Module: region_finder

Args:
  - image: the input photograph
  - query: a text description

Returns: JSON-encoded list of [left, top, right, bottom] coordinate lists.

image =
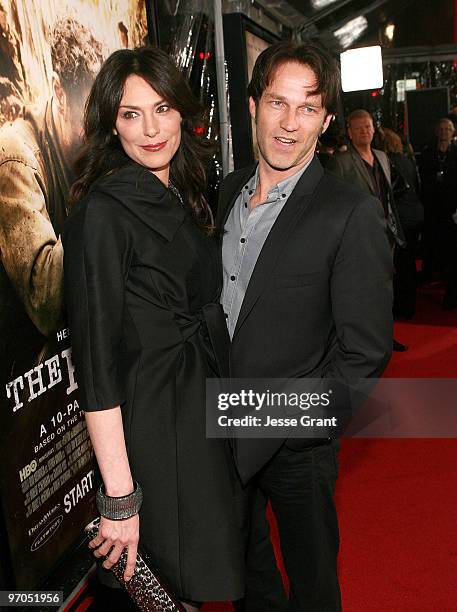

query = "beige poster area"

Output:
[[0, 0, 148, 386], [0, 0, 148, 590]]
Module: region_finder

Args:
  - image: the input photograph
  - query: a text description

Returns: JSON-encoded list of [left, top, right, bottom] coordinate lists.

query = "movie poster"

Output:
[[0, 0, 148, 589]]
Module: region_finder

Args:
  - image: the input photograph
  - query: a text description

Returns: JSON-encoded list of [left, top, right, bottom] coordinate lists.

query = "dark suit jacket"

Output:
[[326, 145, 405, 246], [217, 157, 393, 483], [326, 145, 391, 194]]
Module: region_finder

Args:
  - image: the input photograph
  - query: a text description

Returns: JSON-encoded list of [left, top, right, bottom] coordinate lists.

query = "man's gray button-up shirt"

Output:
[[221, 162, 310, 338]]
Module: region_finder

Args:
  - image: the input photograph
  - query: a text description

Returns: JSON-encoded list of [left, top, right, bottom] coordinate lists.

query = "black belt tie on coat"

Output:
[[174, 302, 230, 378]]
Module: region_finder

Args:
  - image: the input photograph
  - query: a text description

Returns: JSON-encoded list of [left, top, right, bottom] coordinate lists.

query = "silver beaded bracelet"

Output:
[[96, 481, 143, 520]]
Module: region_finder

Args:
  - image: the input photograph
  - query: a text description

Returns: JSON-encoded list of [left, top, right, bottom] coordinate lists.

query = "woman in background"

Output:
[[374, 127, 423, 319], [418, 118, 457, 309], [63, 47, 244, 610]]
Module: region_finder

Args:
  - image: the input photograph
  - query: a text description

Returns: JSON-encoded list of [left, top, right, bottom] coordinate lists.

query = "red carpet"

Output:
[[203, 283, 457, 611], [337, 438, 457, 610], [384, 282, 457, 378]]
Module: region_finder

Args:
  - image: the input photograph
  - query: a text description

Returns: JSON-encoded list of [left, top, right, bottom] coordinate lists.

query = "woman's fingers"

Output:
[[93, 538, 114, 558], [124, 541, 138, 582], [102, 542, 124, 569], [88, 533, 104, 549], [88, 514, 139, 580]]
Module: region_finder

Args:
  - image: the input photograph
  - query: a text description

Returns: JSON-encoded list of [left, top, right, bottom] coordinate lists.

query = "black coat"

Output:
[[388, 152, 423, 231], [217, 157, 393, 483], [419, 142, 457, 219], [63, 163, 244, 601]]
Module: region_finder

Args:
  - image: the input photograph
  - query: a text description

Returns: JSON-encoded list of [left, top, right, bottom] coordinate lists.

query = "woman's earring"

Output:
[[113, 128, 118, 136]]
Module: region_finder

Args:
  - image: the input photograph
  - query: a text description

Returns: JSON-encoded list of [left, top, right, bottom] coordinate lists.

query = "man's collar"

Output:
[[252, 159, 313, 204], [351, 142, 371, 157]]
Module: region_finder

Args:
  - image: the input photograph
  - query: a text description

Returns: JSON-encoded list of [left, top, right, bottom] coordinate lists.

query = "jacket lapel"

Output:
[[372, 149, 392, 186], [216, 165, 256, 229], [92, 164, 186, 242], [372, 149, 405, 245], [350, 145, 375, 195], [233, 157, 324, 339]]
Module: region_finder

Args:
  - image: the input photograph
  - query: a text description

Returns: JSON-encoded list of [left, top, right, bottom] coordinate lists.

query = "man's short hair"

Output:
[[436, 117, 454, 128], [347, 109, 373, 127], [50, 18, 104, 94], [446, 113, 457, 128], [247, 41, 340, 115]]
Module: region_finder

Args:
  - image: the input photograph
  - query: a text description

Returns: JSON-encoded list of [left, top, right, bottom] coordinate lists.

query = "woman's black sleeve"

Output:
[[63, 197, 131, 412]]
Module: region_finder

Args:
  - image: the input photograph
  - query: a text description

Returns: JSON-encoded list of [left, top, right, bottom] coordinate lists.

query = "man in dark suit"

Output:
[[326, 109, 408, 351], [217, 43, 393, 611], [326, 109, 404, 249]]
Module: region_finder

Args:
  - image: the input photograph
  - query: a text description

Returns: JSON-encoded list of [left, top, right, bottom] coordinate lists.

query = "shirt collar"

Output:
[[241, 160, 312, 206]]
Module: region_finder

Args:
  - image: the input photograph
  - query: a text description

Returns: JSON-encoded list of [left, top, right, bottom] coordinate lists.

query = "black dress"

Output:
[[389, 152, 424, 318], [62, 163, 245, 601], [419, 142, 457, 304]]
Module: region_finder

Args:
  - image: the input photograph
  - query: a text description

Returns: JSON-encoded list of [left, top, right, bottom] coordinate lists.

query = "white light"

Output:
[[311, 0, 340, 8], [396, 79, 416, 102], [340, 46, 384, 92], [385, 23, 395, 42], [334, 15, 368, 49]]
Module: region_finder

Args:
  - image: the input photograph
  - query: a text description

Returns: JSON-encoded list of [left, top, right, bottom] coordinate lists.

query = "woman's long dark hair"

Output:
[[70, 46, 214, 229]]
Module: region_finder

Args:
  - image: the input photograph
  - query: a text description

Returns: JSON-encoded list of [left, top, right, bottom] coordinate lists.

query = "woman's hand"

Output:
[[83, 409, 139, 581], [89, 514, 140, 581]]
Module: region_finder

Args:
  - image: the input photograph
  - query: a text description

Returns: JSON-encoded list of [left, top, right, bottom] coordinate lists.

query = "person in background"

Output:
[[374, 127, 424, 319], [316, 132, 336, 166], [447, 108, 457, 142], [0, 18, 103, 383], [317, 122, 349, 167], [327, 109, 408, 351], [418, 117, 457, 309], [63, 47, 245, 611]]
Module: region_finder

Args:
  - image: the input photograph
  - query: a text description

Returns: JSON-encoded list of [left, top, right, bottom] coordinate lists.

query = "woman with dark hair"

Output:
[[63, 47, 244, 610], [374, 127, 424, 318]]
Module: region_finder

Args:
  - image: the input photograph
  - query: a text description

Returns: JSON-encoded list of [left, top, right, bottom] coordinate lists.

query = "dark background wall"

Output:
[[394, 0, 454, 46]]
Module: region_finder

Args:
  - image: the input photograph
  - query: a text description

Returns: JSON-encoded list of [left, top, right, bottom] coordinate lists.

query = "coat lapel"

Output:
[[92, 164, 186, 242], [215, 165, 256, 276], [350, 146, 375, 195], [216, 165, 256, 229], [372, 149, 392, 186], [233, 157, 324, 339], [372, 149, 405, 245]]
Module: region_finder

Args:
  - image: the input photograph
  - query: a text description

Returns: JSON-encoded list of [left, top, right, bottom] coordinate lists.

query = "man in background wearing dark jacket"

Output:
[[327, 109, 407, 351]]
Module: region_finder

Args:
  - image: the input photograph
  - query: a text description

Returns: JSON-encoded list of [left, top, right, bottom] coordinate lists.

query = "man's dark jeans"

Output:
[[235, 439, 341, 612]]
